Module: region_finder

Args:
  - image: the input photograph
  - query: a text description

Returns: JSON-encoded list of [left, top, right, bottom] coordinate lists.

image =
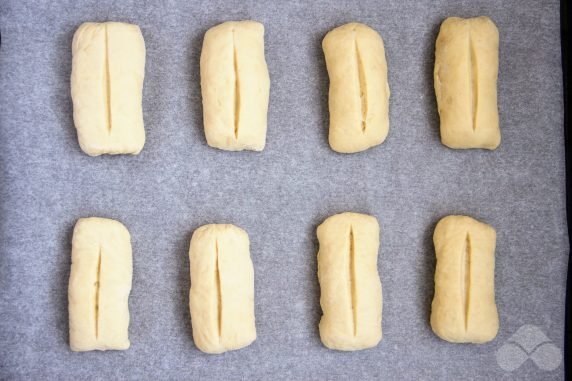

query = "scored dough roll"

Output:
[[200, 21, 270, 151], [431, 215, 499, 343], [434, 17, 500, 149], [323, 23, 390, 153], [317, 212, 382, 350], [189, 224, 256, 353], [71, 22, 146, 156], [68, 217, 133, 351]]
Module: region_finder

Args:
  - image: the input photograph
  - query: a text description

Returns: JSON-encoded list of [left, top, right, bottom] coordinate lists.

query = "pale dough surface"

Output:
[[323, 23, 390, 153], [434, 16, 500, 150], [317, 212, 382, 351], [68, 217, 133, 351], [431, 215, 499, 343], [200, 21, 270, 151], [71, 22, 146, 156], [189, 224, 256, 354]]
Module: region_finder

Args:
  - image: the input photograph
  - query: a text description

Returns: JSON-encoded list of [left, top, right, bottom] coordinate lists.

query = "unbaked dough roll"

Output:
[[323, 23, 390, 153], [434, 17, 500, 149], [189, 224, 256, 353], [71, 22, 146, 156], [68, 217, 133, 351], [200, 21, 270, 151], [317, 212, 382, 350], [431, 215, 499, 343]]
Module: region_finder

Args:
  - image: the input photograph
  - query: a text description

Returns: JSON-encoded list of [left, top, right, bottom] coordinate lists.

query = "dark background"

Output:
[[560, 0, 571, 378]]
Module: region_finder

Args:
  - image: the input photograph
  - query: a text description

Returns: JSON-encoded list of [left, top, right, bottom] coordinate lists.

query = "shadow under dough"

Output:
[[187, 28, 208, 146], [422, 22, 442, 144], [54, 222, 75, 346], [314, 29, 330, 148], [52, 24, 81, 154], [418, 216, 442, 332]]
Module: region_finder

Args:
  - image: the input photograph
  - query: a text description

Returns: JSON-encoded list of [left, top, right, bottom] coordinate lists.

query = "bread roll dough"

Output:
[[323, 23, 390, 153], [200, 21, 270, 151], [317, 212, 382, 350], [431, 215, 499, 343], [68, 217, 132, 351], [189, 224, 256, 353], [434, 17, 500, 149], [71, 22, 146, 156]]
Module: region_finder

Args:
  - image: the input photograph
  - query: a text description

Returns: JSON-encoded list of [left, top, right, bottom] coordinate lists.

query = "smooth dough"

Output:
[[431, 215, 499, 343], [317, 212, 382, 350], [323, 23, 390, 153], [71, 22, 146, 156], [189, 224, 256, 353], [200, 21, 270, 151], [68, 217, 133, 351], [434, 17, 500, 149]]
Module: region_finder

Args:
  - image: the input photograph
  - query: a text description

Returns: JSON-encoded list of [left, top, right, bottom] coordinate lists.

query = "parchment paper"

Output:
[[0, 0, 568, 379]]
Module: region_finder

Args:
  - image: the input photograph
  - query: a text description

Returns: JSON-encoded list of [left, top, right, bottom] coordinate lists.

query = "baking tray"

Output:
[[0, 0, 568, 379]]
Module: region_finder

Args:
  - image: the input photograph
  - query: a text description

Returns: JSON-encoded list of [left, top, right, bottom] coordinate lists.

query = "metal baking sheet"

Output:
[[0, 0, 567, 379]]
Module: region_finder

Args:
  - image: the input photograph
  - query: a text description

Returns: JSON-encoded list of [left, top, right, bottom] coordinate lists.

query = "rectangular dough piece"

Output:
[[200, 21, 270, 151], [71, 22, 146, 156], [68, 217, 133, 351], [317, 212, 382, 350], [434, 17, 500, 150], [323, 23, 390, 153], [431, 215, 499, 343], [189, 224, 256, 353]]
